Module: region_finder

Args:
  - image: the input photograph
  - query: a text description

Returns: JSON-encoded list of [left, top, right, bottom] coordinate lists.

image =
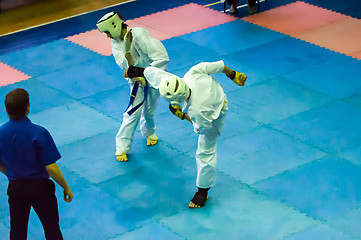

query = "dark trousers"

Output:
[[248, 0, 256, 6], [7, 179, 63, 240]]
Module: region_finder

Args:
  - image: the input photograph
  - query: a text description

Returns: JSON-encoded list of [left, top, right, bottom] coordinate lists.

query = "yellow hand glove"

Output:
[[135, 77, 146, 86], [169, 104, 185, 120], [228, 70, 247, 86], [175, 110, 185, 119]]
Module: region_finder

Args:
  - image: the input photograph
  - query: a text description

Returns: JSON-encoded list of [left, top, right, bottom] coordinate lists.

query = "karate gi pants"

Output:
[[196, 98, 228, 188], [115, 83, 160, 155]]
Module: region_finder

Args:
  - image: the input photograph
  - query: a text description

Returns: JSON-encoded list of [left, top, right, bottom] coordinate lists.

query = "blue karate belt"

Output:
[[126, 82, 148, 116]]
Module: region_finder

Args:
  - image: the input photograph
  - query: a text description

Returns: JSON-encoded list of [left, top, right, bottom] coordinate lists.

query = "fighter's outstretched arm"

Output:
[[191, 61, 247, 86], [223, 65, 247, 86]]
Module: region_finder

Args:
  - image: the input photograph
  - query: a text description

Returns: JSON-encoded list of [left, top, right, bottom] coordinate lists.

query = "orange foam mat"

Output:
[[351, 50, 361, 60], [243, 1, 361, 60], [130, 3, 237, 37], [66, 29, 112, 56], [0, 62, 30, 87], [126, 20, 171, 41], [65, 23, 171, 56], [243, 1, 347, 35], [295, 18, 361, 59], [66, 3, 236, 56]]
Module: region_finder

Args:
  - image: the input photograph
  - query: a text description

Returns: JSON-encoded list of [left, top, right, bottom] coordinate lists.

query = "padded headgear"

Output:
[[159, 76, 190, 106], [96, 12, 124, 39]]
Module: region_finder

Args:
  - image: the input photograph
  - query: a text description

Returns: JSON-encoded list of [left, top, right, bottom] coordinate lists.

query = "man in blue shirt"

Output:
[[0, 88, 73, 240]]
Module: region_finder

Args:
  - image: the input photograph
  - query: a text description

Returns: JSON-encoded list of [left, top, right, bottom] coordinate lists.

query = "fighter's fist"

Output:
[[232, 71, 247, 86], [169, 104, 185, 120], [135, 77, 146, 86], [228, 70, 246, 86]]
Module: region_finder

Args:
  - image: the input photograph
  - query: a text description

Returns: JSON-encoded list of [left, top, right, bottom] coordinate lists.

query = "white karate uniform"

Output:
[[112, 27, 169, 155], [144, 60, 228, 188]]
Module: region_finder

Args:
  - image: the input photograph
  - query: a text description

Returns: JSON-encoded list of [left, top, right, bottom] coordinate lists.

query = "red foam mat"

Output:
[[130, 3, 237, 38], [65, 3, 237, 56], [243, 1, 361, 60], [0, 62, 31, 87]]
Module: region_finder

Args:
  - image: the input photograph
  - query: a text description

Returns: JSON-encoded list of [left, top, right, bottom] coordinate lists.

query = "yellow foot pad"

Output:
[[146, 134, 158, 146], [116, 153, 128, 162], [188, 195, 209, 208]]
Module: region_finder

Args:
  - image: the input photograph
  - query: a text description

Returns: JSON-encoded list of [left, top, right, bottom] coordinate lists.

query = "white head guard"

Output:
[[159, 76, 190, 106], [96, 12, 124, 39]]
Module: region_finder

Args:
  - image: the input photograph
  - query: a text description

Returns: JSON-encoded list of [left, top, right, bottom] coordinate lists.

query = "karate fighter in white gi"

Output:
[[97, 12, 169, 162], [125, 60, 247, 208]]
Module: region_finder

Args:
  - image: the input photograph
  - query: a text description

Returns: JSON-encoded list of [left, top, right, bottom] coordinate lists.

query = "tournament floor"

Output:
[[1, 0, 361, 239]]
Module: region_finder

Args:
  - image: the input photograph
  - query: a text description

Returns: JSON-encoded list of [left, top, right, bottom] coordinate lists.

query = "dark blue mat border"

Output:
[[0, 0, 360, 55], [0, 0, 197, 55]]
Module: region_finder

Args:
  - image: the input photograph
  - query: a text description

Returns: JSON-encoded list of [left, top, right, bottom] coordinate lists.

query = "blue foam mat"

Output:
[[116, 221, 184, 240], [28, 102, 120, 147], [217, 126, 327, 184], [227, 76, 335, 124], [327, 207, 361, 240], [179, 19, 285, 55], [306, 0, 361, 18], [220, 108, 260, 138], [81, 86, 131, 121], [20, 186, 148, 240], [58, 186, 149, 240], [253, 156, 361, 221], [58, 129, 123, 184], [221, 55, 278, 88], [271, 101, 361, 153], [0, 39, 101, 77], [1, 0, 361, 239], [0, 174, 8, 223], [36, 56, 125, 99], [283, 224, 355, 240], [284, 55, 361, 99], [0, 78, 75, 123], [154, 112, 198, 155], [98, 139, 198, 219], [19, 162, 151, 239], [343, 90, 361, 110], [0, 0, 201, 55], [162, 37, 221, 72], [0, 220, 8, 240], [339, 144, 361, 166], [228, 36, 343, 76], [160, 171, 317, 240]]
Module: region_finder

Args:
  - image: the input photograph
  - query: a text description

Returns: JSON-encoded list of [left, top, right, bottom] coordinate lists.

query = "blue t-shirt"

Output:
[[0, 118, 61, 180]]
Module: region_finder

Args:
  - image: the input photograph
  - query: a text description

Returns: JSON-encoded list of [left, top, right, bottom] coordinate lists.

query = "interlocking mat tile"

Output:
[[244, 1, 361, 59], [66, 29, 112, 56], [243, 1, 348, 35], [130, 3, 237, 38], [296, 17, 361, 59], [253, 156, 361, 221], [65, 3, 237, 56], [0, 62, 30, 87]]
